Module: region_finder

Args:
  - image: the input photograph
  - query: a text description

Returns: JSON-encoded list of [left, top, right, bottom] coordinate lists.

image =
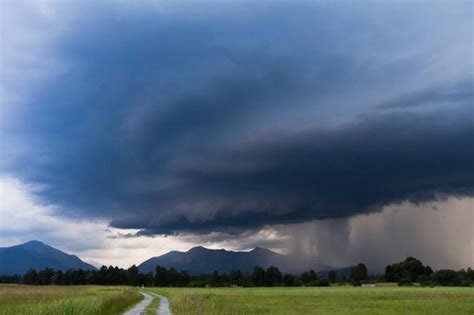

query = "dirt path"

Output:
[[123, 291, 153, 315], [148, 292, 173, 315]]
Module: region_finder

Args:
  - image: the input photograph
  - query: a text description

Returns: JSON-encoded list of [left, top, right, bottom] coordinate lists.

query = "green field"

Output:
[[146, 286, 474, 315], [0, 285, 142, 315], [1, 285, 473, 314]]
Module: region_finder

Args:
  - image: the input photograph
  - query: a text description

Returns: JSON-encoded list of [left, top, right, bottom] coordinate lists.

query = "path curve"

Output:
[[123, 291, 153, 315], [148, 292, 173, 315]]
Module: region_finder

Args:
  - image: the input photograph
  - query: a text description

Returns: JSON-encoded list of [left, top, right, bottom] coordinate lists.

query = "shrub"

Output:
[[397, 278, 412, 286], [416, 274, 430, 286], [432, 269, 461, 286], [315, 278, 330, 287], [459, 276, 473, 287]]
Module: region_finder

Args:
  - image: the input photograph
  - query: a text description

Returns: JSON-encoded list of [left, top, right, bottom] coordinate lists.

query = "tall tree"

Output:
[[265, 266, 282, 286], [351, 263, 368, 284], [385, 265, 394, 282], [301, 269, 317, 285], [385, 257, 432, 282], [23, 269, 38, 285], [230, 270, 244, 286], [127, 265, 139, 286], [252, 266, 266, 286], [154, 265, 168, 286], [328, 270, 336, 284]]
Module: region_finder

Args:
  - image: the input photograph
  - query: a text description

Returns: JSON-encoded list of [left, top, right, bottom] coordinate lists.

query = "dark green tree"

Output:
[[328, 270, 336, 284], [282, 274, 296, 286], [385, 265, 394, 282], [178, 270, 190, 287], [168, 267, 179, 286], [127, 265, 139, 286], [38, 268, 54, 285], [230, 270, 244, 286], [350, 263, 368, 285], [252, 266, 266, 286], [385, 257, 432, 283], [23, 269, 38, 285], [154, 266, 168, 286], [432, 269, 462, 286], [301, 269, 317, 285], [265, 266, 282, 286]]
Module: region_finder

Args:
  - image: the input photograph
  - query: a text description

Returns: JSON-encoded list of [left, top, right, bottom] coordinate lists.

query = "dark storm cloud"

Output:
[[2, 1, 473, 235], [111, 104, 474, 234]]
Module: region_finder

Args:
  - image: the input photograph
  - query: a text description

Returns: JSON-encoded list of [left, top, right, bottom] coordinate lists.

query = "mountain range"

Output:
[[0, 240, 337, 276], [0, 240, 97, 275], [138, 246, 331, 275]]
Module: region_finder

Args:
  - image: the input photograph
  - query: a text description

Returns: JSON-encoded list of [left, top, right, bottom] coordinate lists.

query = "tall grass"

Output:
[[148, 286, 474, 315], [0, 285, 142, 315]]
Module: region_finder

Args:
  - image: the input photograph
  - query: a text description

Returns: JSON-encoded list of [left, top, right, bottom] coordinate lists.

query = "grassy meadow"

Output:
[[0, 285, 142, 315], [1, 284, 473, 314], [146, 286, 474, 315]]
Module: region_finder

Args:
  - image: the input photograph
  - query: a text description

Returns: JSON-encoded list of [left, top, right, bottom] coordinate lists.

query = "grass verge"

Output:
[[0, 284, 142, 315]]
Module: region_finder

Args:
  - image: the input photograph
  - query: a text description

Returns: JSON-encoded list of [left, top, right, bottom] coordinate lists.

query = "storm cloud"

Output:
[[1, 1, 473, 239], [134, 106, 473, 234]]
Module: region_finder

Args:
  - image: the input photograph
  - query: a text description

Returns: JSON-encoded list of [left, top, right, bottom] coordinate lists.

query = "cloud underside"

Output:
[[110, 109, 474, 235], [1, 1, 473, 236], [14, 100, 474, 236]]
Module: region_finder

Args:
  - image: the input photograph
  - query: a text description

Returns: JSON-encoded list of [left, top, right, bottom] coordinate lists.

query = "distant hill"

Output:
[[138, 246, 332, 275], [0, 240, 97, 275]]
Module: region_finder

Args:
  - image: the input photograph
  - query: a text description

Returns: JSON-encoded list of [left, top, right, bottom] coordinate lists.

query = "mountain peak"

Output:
[[251, 247, 273, 254], [187, 246, 230, 254], [22, 240, 46, 247], [17, 240, 50, 251], [188, 246, 207, 253], [0, 241, 97, 275]]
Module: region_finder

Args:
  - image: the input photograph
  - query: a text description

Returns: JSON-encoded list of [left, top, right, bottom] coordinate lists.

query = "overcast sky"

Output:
[[0, 0, 473, 271]]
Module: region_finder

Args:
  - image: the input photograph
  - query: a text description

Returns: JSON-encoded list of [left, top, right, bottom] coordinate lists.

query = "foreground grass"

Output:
[[147, 286, 474, 315], [0, 284, 142, 315]]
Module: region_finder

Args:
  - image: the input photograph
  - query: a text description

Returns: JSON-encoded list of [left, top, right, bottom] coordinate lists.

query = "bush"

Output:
[[459, 276, 473, 287], [293, 278, 303, 287], [397, 278, 412, 286], [416, 274, 430, 285], [315, 278, 330, 287], [432, 269, 461, 286], [420, 280, 434, 287]]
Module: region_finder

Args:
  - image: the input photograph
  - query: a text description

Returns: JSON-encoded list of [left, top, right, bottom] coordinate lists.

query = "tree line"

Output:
[[384, 257, 474, 287], [0, 265, 331, 287], [0, 257, 472, 287]]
